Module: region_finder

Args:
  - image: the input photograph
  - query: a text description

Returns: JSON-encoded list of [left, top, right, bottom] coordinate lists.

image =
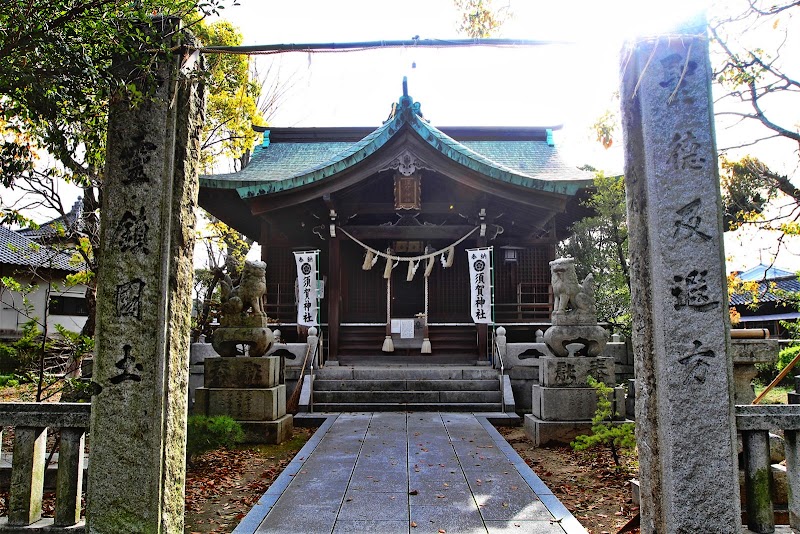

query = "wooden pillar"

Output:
[[328, 233, 341, 362], [259, 219, 270, 264]]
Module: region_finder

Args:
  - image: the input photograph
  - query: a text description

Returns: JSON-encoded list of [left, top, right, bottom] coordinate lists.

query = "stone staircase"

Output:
[[310, 365, 513, 414]]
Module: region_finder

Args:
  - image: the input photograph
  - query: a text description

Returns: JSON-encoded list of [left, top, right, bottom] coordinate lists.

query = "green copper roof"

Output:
[[200, 92, 591, 199]]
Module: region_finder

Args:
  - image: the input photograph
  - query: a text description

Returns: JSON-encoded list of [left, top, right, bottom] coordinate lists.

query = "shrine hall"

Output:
[[199, 84, 592, 364]]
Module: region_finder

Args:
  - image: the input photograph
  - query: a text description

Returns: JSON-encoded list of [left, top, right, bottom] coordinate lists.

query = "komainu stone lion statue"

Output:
[[213, 260, 273, 357], [550, 257, 595, 315], [544, 257, 607, 357], [220, 260, 267, 318]]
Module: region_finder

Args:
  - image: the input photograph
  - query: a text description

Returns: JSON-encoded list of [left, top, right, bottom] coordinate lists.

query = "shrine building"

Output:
[[199, 84, 592, 364]]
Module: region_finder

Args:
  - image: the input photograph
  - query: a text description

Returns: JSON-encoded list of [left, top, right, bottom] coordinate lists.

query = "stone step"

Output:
[[314, 390, 502, 404], [312, 402, 503, 412], [313, 379, 499, 392], [315, 366, 498, 381]]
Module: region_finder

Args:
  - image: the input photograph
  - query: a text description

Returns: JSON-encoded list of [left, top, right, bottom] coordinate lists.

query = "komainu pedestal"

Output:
[[525, 356, 624, 446], [194, 357, 292, 444]]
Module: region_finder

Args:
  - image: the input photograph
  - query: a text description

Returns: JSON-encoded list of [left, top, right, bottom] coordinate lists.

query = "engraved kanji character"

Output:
[[554, 362, 576, 386], [674, 199, 711, 241], [668, 131, 706, 170], [678, 340, 715, 384], [115, 278, 145, 319], [671, 270, 719, 312], [109, 344, 143, 384], [115, 207, 150, 254]]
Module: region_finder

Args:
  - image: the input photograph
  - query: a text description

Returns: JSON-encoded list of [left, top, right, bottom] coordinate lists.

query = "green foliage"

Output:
[[186, 415, 245, 460], [0, 374, 26, 388], [454, 0, 510, 38], [0, 1, 234, 186], [757, 344, 800, 386], [720, 156, 775, 230], [52, 324, 94, 356], [0, 322, 42, 374], [559, 172, 631, 336], [190, 18, 265, 172], [59, 378, 95, 403], [571, 376, 636, 466]]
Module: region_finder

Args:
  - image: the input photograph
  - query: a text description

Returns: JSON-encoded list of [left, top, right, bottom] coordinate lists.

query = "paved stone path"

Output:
[[234, 413, 585, 534]]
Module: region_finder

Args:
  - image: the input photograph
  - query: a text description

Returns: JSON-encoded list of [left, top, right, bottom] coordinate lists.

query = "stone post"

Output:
[[620, 17, 741, 532], [87, 18, 205, 533], [8, 426, 47, 526]]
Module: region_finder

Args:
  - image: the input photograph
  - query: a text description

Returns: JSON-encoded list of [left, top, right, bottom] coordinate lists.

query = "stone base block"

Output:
[[194, 385, 286, 420], [532, 384, 624, 421], [538, 356, 615, 387], [204, 356, 280, 388], [605, 341, 630, 365], [189, 342, 218, 365], [505, 343, 552, 368], [241, 414, 293, 444], [788, 392, 799, 404], [524, 414, 592, 446]]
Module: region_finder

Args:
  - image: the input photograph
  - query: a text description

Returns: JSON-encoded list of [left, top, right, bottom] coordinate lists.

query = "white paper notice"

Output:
[[400, 319, 415, 339]]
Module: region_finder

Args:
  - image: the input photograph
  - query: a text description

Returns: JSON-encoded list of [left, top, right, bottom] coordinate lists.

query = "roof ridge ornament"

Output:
[[383, 76, 424, 125]]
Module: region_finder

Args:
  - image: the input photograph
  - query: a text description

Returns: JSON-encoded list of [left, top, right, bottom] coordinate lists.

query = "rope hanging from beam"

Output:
[[339, 226, 479, 264]]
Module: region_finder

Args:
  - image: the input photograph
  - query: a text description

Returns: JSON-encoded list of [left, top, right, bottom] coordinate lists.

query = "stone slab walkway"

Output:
[[234, 413, 585, 534]]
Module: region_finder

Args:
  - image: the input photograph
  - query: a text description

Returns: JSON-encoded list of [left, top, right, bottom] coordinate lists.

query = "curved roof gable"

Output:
[[200, 90, 592, 199]]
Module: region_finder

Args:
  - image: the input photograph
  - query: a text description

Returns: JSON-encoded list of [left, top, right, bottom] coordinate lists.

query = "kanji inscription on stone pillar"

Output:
[[620, 17, 741, 533], [87, 17, 205, 533]]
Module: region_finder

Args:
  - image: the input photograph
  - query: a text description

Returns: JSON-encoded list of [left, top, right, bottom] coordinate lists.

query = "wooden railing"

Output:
[[0, 402, 90, 532], [736, 404, 799, 532]]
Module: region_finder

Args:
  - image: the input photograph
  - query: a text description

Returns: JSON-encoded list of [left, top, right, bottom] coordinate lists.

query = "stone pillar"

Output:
[[8, 426, 47, 526], [742, 430, 774, 533], [87, 17, 205, 533], [620, 17, 741, 532]]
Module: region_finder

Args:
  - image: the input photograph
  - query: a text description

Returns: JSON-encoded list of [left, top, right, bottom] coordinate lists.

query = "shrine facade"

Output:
[[199, 86, 592, 363]]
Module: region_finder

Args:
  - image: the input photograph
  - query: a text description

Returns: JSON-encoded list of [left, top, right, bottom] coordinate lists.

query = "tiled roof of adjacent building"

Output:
[[730, 263, 800, 306], [736, 263, 796, 282], [0, 225, 81, 272], [17, 199, 83, 241]]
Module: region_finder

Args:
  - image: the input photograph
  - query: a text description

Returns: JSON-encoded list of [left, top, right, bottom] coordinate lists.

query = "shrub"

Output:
[[186, 415, 244, 460], [756, 344, 800, 386], [571, 376, 636, 466], [0, 322, 41, 374]]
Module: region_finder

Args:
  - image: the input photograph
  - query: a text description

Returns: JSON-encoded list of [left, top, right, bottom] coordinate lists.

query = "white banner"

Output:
[[467, 247, 493, 324], [294, 251, 319, 326]]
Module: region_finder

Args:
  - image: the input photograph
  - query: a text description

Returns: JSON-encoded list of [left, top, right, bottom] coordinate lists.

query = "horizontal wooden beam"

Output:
[[341, 225, 479, 240], [338, 202, 473, 217]]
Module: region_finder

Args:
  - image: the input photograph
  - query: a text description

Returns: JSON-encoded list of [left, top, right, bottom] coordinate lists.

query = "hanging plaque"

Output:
[[394, 172, 421, 210]]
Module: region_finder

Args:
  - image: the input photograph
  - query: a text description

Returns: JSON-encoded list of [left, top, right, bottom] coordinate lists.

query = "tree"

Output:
[[0, 3, 273, 341], [710, 1, 800, 156], [0, 1, 233, 192], [702, 2, 800, 250], [453, 0, 510, 38], [571, 376, 636, 467], [192, 216, 253, 342], [191, 19, 265, 173], [560, 171, 632, 336]]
